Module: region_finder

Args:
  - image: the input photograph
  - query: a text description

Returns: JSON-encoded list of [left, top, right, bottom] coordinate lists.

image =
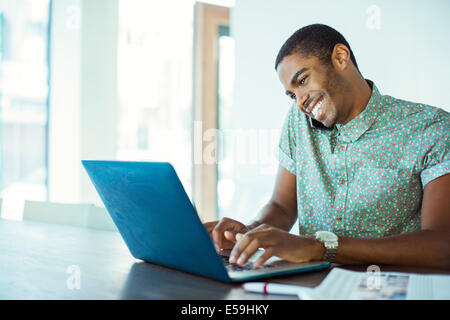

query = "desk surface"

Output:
[[0, 218, 448, 299]]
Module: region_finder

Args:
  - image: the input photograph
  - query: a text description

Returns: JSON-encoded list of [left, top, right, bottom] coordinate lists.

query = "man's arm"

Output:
[[247, 165, 298, 231], [332, 173, 450, 268], [207, 165, 297, 251], [230, 173, 450, 269]]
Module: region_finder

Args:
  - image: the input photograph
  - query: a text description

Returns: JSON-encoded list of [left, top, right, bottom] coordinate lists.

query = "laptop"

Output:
[[82, 160, 330, 282]]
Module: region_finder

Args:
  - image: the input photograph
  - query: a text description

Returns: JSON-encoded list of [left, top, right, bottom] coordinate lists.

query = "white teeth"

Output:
[[311, 100, 323, 118]]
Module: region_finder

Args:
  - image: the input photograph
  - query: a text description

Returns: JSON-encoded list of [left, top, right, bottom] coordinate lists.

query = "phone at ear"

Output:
[[308, 116, 333, 130]]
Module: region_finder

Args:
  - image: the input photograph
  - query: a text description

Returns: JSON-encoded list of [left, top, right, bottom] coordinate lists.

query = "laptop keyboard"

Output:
[[220, 253, 275, 272]]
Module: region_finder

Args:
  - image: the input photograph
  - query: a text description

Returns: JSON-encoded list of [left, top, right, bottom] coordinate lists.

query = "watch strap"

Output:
[[324, 248, 337, 263]]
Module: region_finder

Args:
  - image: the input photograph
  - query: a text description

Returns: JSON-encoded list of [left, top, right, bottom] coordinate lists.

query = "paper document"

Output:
[[309, 268, 450, 300]]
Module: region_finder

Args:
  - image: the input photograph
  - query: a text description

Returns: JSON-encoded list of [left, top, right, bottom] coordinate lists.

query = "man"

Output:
[[205, 24, 450, 269]]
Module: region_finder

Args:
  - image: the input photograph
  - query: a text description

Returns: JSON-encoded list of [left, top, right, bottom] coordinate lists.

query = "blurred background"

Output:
[[0, 0, 448, 227]]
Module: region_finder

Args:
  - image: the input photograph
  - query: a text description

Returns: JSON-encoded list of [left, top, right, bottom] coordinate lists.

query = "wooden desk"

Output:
[[0, 219, 448, 299]]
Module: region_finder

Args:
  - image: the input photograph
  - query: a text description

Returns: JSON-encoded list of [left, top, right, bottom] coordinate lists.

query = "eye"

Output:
[[299, 75, 308, 85]]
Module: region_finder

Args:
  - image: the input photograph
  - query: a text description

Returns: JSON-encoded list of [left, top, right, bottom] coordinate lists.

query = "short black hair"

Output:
[[275, 24, 359, 71]]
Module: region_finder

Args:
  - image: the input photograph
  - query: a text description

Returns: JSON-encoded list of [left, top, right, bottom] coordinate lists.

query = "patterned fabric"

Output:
[[278, 81, 450, 238]]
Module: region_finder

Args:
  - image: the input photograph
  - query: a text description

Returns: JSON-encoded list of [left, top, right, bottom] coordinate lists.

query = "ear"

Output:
[[331, 43, 351, 71]]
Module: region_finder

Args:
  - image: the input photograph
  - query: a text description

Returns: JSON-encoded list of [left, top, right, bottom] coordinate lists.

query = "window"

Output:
[[116, 0, 195, 197], [0, 0, 50, 219], [216, 26, 236, 217]]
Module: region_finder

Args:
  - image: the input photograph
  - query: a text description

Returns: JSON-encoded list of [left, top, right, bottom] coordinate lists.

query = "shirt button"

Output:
[[338, 145, 345, 151], [339, 178, 345, 185], [336, 216, 342, 222]]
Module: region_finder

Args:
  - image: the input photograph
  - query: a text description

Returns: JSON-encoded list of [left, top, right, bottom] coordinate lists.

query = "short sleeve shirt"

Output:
[[278, 81, 450, 238]]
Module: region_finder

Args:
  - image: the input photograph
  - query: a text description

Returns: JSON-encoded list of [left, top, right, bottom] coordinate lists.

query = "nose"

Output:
[[296, 93, 310, 113]]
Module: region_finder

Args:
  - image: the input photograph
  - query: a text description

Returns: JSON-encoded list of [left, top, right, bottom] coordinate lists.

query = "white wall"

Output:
[[48, 0, 82, 203], [48, 0, 118, 205], [226, 0, 450, 225]]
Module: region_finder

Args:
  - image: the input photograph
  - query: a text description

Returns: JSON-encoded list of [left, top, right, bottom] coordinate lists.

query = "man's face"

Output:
[[277, 53, 346, 128]]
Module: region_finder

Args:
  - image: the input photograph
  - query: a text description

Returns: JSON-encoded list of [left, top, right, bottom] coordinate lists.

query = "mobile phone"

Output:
[[308, 116, 334, 131]]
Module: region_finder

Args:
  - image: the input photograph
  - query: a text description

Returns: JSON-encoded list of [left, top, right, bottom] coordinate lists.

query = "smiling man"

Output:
[[205, 24, 450, 269]]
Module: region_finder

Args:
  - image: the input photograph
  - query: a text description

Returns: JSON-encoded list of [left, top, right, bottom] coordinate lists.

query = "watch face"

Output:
[[316, 231, 338, 242]]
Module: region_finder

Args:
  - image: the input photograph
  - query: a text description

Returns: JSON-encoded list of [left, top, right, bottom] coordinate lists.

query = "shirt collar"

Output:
[[335, 80, 384, 143]]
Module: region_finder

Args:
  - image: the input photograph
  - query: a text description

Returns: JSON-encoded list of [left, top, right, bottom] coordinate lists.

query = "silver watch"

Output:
[[315, 231, 338, 263]]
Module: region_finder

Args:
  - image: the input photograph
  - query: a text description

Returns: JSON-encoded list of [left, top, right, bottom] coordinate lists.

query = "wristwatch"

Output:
[[315, 231, 338, 263]]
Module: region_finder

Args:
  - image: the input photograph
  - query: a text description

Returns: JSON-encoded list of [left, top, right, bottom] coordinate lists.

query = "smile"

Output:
[[307, 96, 324, 119]]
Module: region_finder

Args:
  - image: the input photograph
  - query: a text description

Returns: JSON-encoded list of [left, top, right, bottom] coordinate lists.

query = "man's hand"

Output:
[[204, 217, 251, 252], [229, 224, 324, 268]]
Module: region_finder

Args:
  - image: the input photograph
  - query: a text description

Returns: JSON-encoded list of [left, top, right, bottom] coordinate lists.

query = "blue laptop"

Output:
[[82, 160, 330, 282]]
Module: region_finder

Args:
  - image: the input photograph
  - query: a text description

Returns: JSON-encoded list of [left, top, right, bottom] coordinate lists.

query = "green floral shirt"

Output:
[[279, 81, 450, 238]]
